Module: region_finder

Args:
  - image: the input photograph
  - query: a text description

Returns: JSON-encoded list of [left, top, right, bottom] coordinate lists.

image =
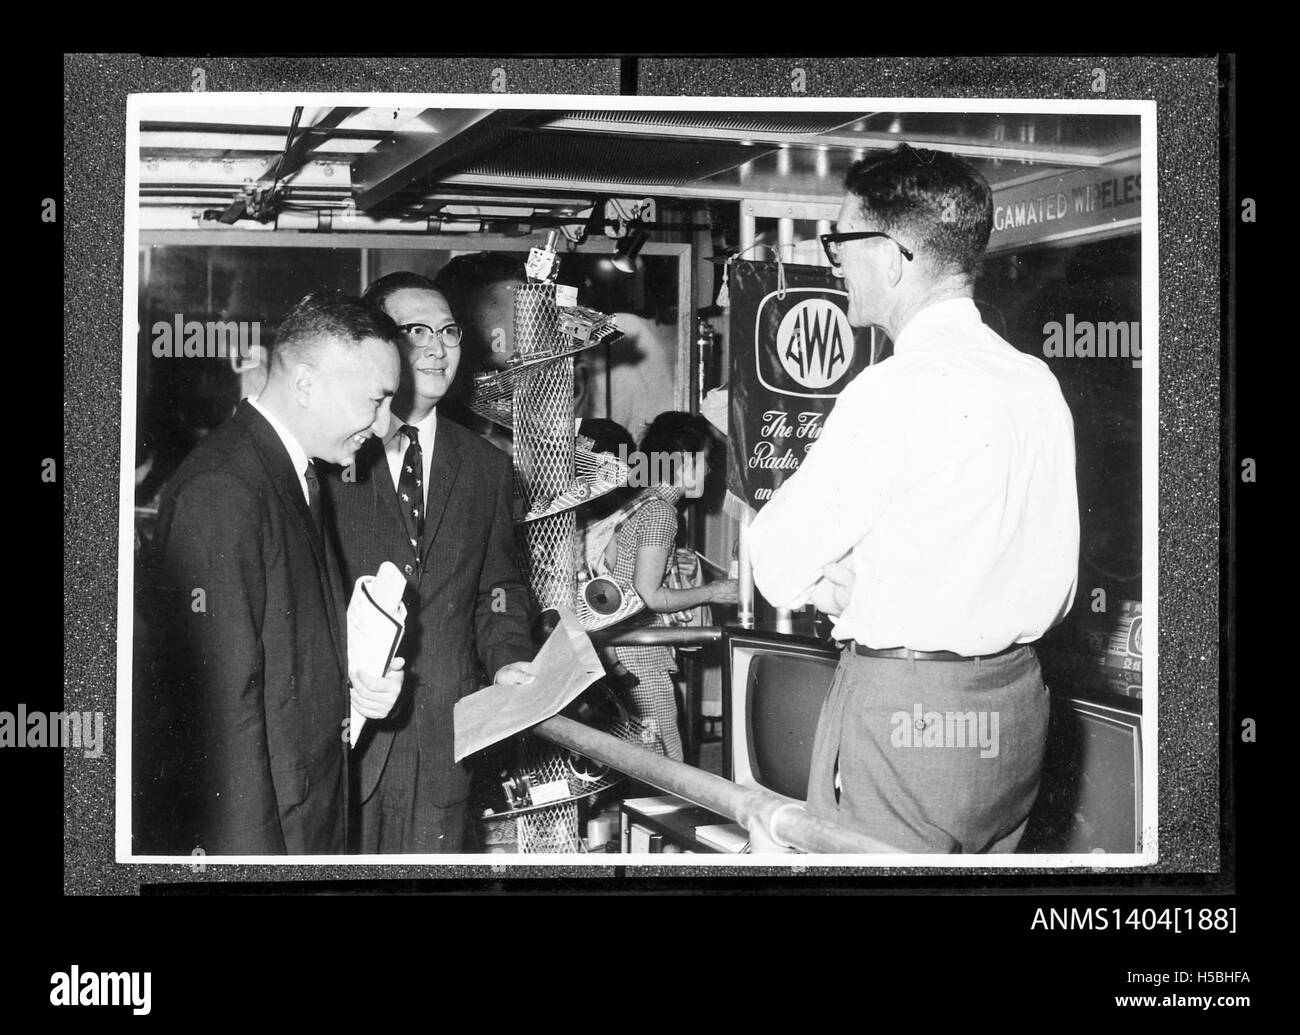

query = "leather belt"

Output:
[[847, 642, 1024, 663]]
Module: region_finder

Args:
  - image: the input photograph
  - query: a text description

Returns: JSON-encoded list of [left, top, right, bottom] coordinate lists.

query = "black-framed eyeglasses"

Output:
[[398, 322, 463, 350], [820, 232, 914, 267]]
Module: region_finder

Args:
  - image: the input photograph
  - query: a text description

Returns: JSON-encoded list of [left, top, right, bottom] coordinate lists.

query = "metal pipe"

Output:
[[532, 714, 901, 854], [590, 626, 723, 648], [736, 204, 758, 630], [737, 510, 755, 629], [777, 217, 795, 263], [816, 219, 832, 267], [739, 210, 757, 256]]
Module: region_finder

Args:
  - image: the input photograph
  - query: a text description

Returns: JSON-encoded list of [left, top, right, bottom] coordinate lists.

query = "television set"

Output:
[[721, 629, 1144, 853], [722, 629, 840, 800], [1020, 693, 1143, 854]]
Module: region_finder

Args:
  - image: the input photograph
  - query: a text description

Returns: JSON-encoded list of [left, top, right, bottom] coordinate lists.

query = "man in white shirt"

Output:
[[749, 145, 1079, 853]]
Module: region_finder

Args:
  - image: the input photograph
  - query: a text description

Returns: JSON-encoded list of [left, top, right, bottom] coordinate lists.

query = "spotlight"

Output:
[[584, 199, 609, 240], [611, 221, 648, 274]]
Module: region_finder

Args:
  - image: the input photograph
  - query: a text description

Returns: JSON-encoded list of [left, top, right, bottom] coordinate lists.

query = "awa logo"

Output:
[[755, 289, 859, 398], [776, 299, 855, 389]]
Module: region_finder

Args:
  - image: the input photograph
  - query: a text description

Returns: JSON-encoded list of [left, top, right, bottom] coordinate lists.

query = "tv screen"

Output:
[[723, 631, 840, 800], [1021, 694, 1143, 853]]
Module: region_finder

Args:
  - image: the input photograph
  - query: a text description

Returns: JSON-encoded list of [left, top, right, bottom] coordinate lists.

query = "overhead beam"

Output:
[[538, 116, 1130, 168], [351, 108, 521, 212], [437, 170, 846, 207], [257, 106, 363, 184]]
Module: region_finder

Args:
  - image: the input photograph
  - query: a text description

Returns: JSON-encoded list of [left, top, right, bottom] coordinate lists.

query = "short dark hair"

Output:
[[362, 271, 444, 313], [579, 417, 635, 457], [639, 411, 723, 483], [843, 144, 993, 278], [433, 252, 524, 313], [274, 290, 404, 367]]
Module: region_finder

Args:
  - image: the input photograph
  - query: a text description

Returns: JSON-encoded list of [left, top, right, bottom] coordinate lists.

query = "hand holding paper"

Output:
[[454, 608, 603, 762], [493, 660, 538, 686], [350, 656, 405, 719], [346, 561, 409, 746]]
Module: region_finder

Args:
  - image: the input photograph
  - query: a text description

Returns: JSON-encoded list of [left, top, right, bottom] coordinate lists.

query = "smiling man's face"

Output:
[[304, 336, 399, 465], [380, 287, 462, 411]]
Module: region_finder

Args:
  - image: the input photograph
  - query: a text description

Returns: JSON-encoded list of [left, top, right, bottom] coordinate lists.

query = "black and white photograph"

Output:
[[116, 94, 1156, 868], [12, 48, 1261, 1019]]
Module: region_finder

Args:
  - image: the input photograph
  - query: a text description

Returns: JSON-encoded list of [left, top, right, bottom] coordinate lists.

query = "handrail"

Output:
[[588, 626, 723, 648], [531, 714, 903, 855]]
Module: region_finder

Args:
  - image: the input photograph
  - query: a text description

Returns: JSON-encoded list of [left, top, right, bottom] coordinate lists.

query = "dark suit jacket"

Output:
[[323, 415, 533, 810], [134, 401, 351, 855]]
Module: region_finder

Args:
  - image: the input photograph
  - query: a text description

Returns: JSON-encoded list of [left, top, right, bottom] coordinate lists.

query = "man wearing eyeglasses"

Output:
[[749, 145, 1079, 854], [324, 271, 536, 853]]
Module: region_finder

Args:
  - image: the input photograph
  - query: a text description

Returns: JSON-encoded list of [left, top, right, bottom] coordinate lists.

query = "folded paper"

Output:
[[346, 561, 407, 747], [453, 607, 604, 761]]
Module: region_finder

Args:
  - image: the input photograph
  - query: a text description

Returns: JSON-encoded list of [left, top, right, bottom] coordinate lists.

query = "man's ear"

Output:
[[289, 362, 315, 408], [886, 247, 907, 288]]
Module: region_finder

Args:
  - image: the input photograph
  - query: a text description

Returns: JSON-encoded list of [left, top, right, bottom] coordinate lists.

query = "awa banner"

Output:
[[725, 260, 881, 515]]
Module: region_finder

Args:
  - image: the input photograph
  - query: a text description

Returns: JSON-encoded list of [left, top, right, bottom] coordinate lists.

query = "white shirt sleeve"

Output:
[[748, 368, 905, 608]]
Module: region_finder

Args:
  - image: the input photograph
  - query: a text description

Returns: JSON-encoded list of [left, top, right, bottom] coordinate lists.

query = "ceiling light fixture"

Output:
[[611, 220, 648, 274]]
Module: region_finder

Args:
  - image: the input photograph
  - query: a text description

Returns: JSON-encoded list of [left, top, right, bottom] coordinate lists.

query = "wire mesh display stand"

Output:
[[513, 282, 577, 609], [511, 709, 656, 853], [515, 739, 582, 854], [512, 281, 581, 853]]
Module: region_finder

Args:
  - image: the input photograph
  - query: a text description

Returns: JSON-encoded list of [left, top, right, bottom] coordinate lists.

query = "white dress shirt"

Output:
[[749, 297, 1079, 655], [248, 396, 311, 506], [383, 409, 438, 503]]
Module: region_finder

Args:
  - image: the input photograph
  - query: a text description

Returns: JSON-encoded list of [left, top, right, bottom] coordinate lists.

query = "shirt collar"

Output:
[[892, 297, 981, 356], [384, 408, 438, 450], [248, 396, 312, 483]]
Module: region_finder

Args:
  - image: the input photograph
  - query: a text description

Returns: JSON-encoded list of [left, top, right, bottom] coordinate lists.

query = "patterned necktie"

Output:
[[304, 460, 323, 534], [397, 425, 424, 554]]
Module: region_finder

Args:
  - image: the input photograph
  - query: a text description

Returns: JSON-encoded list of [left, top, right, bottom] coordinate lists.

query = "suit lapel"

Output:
[[237, 403, 348, 678], [362, 434, 410, 537], [320, 511, 349, 667], [421, 416, 462, 565], [354, 417, 461, 567]]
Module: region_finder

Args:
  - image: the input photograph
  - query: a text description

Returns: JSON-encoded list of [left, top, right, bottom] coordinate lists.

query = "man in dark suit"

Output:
[[325, 272, 536, 854], [135, 296, 407, 855]]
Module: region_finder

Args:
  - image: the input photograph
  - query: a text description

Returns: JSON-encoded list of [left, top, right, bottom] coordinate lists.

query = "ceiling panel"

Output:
[[133, 105, 1144, 226], [450, 126, 776, 188], [550, 109, 870, 135]]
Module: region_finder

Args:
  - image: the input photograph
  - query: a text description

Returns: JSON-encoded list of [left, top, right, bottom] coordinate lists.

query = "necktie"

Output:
[[397, 425, 424, 554], [304, 460, 323, 534]]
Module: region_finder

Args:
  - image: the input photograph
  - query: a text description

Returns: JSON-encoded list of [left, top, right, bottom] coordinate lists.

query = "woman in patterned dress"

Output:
[[609, 412, 738, 760]]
